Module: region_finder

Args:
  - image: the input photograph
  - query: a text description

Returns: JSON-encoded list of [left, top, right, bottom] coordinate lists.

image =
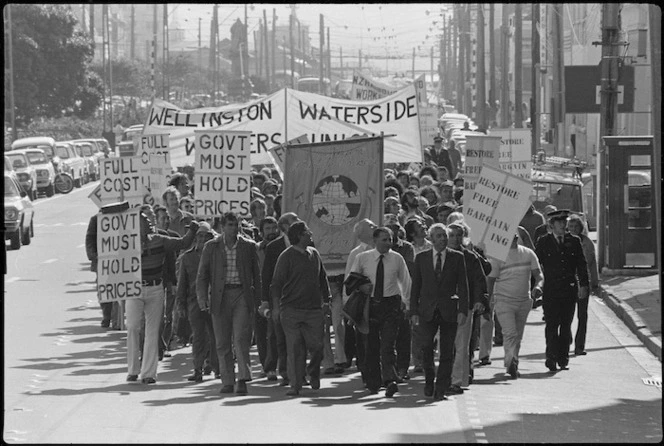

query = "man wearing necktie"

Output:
[[350, 227, 412, 397], [410, 223, 469, 401], [535, 209, 589, 372]]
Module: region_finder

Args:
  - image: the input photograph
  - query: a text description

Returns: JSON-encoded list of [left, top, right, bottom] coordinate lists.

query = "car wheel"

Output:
[[22, 225, 31, 246], [46, 183, 55, 197], [10, 230, 21, 250]]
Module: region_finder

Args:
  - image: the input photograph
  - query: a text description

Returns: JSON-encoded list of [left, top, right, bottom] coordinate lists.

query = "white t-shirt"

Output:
[[489, 245, 541, 302]]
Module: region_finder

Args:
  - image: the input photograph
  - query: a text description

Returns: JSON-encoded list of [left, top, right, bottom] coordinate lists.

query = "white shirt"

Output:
[[432, 247, 446, 271], [350, 248, 412, 309], [412, 238, 433, 256]]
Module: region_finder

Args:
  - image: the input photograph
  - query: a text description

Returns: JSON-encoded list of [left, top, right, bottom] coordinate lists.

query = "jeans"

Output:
[[365, 296, 401, 390], [211, 288, 254, 386], [126, 285, 164, 379], [495, 298, 532, 369], [280, 307, 324, 391], [451, 310, 473, 387]]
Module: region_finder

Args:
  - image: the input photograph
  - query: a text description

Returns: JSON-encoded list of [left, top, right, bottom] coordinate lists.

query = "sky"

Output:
[[169, 3, 453, 74]]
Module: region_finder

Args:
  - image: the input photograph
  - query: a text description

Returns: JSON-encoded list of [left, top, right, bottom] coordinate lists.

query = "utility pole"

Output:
[[101, 4, 107, 130], [531, 3, 540, 156], [327, 27, 331, 85], [500, 4, 510, 127], [272, 9, 276, 83], [198, 18, 202, 78], [452, 8, 458, 109], [163, 4, 168, 100], [254, 29, 259, 77], [439, 26, 444, 102], [319, 14, 324, 94], [290, 13, 295, 88], [477, 4, 486, 129], [299, 21, 304, 77], [412, 48, 416, 79], [464, 5, 472, 118], [649, 4, 662, 288], [552, 3, 565, 154], [514, 3, 523, 128], [489, 4, 496, 125], [456, 5, 464, 114], [107, 6, 113, 126], [359, 49, 362, 71], [89, 4, 94, 43], [152, 4, 157, 100], [341, 47, 344, 79], [596, 4, 622, 269], [6, 4, 17, 140], [263, 10, 269, 91], [130, 5, 135, 59]]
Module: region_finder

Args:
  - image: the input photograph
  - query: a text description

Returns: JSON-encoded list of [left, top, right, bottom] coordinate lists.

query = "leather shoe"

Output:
[[557, 359, 569, 369], [126, 374, 138, 382], [545, 359, 557, 372], [575, 350, 587, 356], [424, 380, 434, 397], [479, 357, 492, 366], [219, 384, 234, 394], [235, 380, 248, 394], [397, 369, 410, 381], [286, 388, 300, 396], [433, 390, 448, 401], [445, 385, 464, 395], [141, 377, 156, 384], [266, 371, 278, 381], [187, 371, 203, 382], [507, 360, 518, 379], [385, 381, 399, 398], [310, 375, 320, 390], [368, 388, 379, 395], [101, 319, 110, 328], [278, 378, 290, 387]]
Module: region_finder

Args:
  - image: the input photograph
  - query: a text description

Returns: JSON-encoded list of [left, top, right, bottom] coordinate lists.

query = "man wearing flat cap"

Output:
[[429, 136, 454, 178], [535, 209, 589, 372]]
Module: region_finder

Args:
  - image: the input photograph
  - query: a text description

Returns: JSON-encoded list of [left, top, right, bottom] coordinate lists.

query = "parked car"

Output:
[[54, 142, 87, 188], [123, 124, 144, 142], [73, 138, 112, 164], [5, 173, 35, 250], [10, 136, 60, 173], [5, 151, 38, 200], [14, 148, 56, 197], [5, 155, 18, 182], [72, 141, 98, 182]]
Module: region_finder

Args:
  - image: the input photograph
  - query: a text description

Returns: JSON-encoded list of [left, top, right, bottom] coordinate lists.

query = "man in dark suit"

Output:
[[429, 136, 454, 177], [410, 223, 469, 401], [196, 211, 262, 395], [258, 212, 300, 386], [535, 209, 589, 371]]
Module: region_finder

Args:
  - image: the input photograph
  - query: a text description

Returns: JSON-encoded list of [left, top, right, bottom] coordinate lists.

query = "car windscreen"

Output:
[[26, 151, 48, 164], [55, 146, 70, 158], [5, 176, 21, 197], [80, 145, 94, 156], [532, 182, 583, 214], [6, 154, 28, 169]]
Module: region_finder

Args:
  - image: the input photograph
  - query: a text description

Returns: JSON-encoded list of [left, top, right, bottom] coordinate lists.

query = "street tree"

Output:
[[6, 4, 102, 126]]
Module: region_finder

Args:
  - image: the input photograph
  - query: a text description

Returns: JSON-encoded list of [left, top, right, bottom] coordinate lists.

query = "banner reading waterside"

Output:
[[283, 137, 384, 272], [463, 165, 533, 262], [194, 130, 252, 218], [142, 85, 422, 166], [97, 207, 142, 303]]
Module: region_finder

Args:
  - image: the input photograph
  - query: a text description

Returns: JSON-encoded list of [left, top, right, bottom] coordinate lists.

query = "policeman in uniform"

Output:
[[534, 209, 589, 371]]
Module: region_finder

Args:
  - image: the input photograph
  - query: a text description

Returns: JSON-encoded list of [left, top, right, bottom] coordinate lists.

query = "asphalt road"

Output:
[[4, 183, 662, 443]]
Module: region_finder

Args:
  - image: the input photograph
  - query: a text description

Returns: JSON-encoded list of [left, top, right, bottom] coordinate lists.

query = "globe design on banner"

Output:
[[312, 175, 361, 226]]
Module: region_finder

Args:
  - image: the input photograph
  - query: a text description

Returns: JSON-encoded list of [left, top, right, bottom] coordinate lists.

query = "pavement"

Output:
[[598, 273, 662, 361]]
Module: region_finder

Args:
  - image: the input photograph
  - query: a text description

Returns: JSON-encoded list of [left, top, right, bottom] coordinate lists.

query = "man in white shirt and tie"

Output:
[[350, 226, 411, 397]]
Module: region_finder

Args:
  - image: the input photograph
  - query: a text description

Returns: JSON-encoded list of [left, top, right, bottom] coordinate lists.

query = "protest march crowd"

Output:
[[85, 129, 600, 400]]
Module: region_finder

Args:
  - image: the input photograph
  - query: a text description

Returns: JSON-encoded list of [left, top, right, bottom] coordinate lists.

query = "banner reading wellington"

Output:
[[142, 85, 422, 166], [194, 130, 252, 218], [490, 128, 533, 179], [463, 134, 502, 194], [463, 165, 533, 262], [283, 137, 384, 271], [97, 207, 142, 303]]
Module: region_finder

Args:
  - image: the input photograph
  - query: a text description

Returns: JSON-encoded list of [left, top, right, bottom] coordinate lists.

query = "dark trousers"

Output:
[[365, 296, 401, 391], [470, 313, 481, 356], [280, 307, 324, 391], [344, 319, 356, 366], [101, 302, 112, 323], [160, 285, 177, 352], [419, 310, 457, 392], [343, 319, 368, 381], [574, 297, 589, 352], [494, 312, 503, 344], [265, 315, 288, 378], [395, 310, 411, 373], [188, 301, 218, 373], [254, 310, 268, 370], [543, 293, 577, 363]]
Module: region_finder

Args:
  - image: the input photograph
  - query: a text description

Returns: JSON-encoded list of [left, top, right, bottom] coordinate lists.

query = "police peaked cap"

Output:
[[547, 209, 571, 221]]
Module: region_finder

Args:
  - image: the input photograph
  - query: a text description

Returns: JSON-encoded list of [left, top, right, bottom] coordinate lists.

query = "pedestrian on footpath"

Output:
[[196, 211, 262, 395], [176, 222, 218, 382], [488, 234, 544, 379], [259, 212, 300, 386], [447, 222, 487, 394], [351, 227, 412, 397], [268, 221, 331, 396], [410, 224, 469, 401], [86, 213, 113, 328], [126, 205, 198, 384], [535, 209, 589, 371], [567, 214, 599, 356]]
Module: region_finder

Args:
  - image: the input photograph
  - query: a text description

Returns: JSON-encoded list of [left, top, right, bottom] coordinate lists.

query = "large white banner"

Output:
[[464, 165, 533, 262], [419, 105, 439, 146], [143, 86, 422, 166], [350, 70, 399, 100], [462, 135, 502, 193], [97, 207, 142, 303], [98, 157, 150, 207], [194, 130, 252, 218], [491, 128, 533, 180], [266, 135, 310, 179]]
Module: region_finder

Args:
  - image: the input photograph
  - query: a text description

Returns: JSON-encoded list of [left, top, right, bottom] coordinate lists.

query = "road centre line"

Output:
[[42, 259, 58, 264]]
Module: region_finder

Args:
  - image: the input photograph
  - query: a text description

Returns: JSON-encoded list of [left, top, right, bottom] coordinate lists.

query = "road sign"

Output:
[[565, 64, 634, 113]]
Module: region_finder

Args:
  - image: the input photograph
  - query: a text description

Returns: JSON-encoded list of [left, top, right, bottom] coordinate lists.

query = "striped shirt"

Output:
[[222, 234, 241, 285], [489, 245, 541, 302]]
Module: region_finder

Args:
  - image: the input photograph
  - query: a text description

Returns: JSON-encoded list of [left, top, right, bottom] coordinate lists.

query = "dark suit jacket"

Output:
[[457, 246, 488, 310], [535, 232, 589, 295], [411, 248, 469, 323], [196, 235, 262, 315], [261, 235, 287, 309]]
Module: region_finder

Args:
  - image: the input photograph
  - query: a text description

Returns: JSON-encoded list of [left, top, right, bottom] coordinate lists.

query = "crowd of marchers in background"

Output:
[[85, 128, 599, 398]]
